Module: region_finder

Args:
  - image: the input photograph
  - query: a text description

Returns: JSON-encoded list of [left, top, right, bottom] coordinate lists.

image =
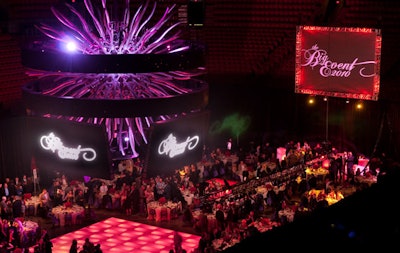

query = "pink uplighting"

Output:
[[43, 217, 201, 253]]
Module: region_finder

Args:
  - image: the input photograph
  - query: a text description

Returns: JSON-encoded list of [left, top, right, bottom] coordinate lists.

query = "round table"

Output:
[[24, 196, 41, 216], [51, 204, 85, 226]]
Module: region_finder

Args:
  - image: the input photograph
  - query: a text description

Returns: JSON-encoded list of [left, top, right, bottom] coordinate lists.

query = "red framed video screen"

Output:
[[295, 26, 381, 101]]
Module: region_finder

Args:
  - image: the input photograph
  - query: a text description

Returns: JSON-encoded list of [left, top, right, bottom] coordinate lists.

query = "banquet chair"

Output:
[[48, 212, 60, 228], [75, 213, 84, 225], [64, 212, 73, 226], [26, 204, 35, 217], [148, 208, 156, 220], [219, 167, 226, 177], [113, 198, 121, 210], [280, 214, 288, 225], [102, 194, 113, 210], [160, 207, 169, 221], [170, 207, 179, 220]]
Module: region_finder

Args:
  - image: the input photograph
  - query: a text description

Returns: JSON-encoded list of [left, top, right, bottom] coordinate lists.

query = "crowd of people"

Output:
[[0, 174, 50, 252], [0, 138, 394, 253], [68, 238, 102, 253], [60, 138, 380, 253]]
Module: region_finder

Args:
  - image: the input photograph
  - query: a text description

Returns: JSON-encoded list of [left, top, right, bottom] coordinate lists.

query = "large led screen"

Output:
[[27, 116, 112, 186], [144, 111, 210, 178], [295, 26, 381, 100]]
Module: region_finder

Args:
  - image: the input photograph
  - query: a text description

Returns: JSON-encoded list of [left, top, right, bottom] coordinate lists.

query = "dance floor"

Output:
[[43, 217, 201, 253]]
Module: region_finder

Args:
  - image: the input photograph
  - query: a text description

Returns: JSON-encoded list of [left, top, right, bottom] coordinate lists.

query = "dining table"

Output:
[[180, 189, 195, 206], [146, 201, 182, 222], [24, 196, 41, 216], [51, 204, 85, 227], [355, 174, 377, 186], [278, 207, 295, 223], [192, 209, 218, 232], [13, 218, 39, 248]]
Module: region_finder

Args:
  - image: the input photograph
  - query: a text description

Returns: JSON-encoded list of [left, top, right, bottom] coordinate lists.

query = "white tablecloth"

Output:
[[24, 196, 41, 216], [51, 204, 85, 226], [278, 208, 295, 222], [147, 201, 181, 222]]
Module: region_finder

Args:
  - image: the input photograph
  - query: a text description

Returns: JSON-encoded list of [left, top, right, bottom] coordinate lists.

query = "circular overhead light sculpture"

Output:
[[21, 0, 208, 159]]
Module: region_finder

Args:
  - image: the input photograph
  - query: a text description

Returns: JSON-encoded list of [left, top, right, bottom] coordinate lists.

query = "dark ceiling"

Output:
[[1, 0, 400, 101], [194, 0, 400, 99]]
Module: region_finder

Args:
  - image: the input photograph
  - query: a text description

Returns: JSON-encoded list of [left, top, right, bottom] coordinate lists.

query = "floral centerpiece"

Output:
[[64, 201, 72, 208], [158, 197, 167, 205]]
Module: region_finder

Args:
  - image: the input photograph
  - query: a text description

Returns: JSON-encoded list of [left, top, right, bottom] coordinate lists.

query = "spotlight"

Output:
[[308, 96, 315, 104], [345, 99, 350, 104], [323, 97, 328, 101], [65, 41, 77, 52], [356, 101, 363, 110]]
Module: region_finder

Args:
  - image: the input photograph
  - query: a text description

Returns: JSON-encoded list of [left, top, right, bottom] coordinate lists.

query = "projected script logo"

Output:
[[158, 134, 199, 158], [40, 132, 97, 161], [302, 44, 376, 78]]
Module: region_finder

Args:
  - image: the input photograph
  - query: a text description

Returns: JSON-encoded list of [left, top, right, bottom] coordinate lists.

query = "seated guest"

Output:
[[0, 196, 10, 219], [39, 188, 51, 217], [238, 218, 248, 231], [8, 222, 20, 249], [182, 206, 195, 227], [52, 181, 64, 207], [63, 190, 75, 204], [0, 219, 7, 241], [246, 210, 256, 226], [215, 203, 225, 231], [144, 184, 154, 204], [75, 190, 85, 207], [15, 184, 23, 197], [193, 212, 208, 233], [12, 196, 24, 218]]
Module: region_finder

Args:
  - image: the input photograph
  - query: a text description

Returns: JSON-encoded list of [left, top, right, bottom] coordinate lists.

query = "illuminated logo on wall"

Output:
[[295, 26, 381, 101], [158, 133, 199, 158], [145, 111, 209, 177], [301, 44, 376, 78], [40, 132, 97, 161]]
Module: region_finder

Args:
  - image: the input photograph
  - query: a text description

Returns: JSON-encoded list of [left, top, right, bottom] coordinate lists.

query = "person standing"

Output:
[[3, 183, 10, 199], [215, 203, 226, 231], [39, 188, 51, 217], [43, 233, 53, 253], [346, 152, 355, 183], [83, 238, 94, 253], [12, 195, 23, 218], [93, 244, 103, 253], [0, 196, 8, 219], [69, 239, 78, 253], [239, 161, 248, 182], [227, 138, 233, 154], [173, 231, 183, 253]]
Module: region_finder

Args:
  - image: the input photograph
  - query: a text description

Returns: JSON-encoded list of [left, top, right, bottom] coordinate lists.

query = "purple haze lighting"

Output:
[[21, 0, 207, 159]]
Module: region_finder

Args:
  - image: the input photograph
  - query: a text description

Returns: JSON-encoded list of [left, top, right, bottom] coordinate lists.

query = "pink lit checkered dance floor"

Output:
[[47, 217, 201, 253]]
